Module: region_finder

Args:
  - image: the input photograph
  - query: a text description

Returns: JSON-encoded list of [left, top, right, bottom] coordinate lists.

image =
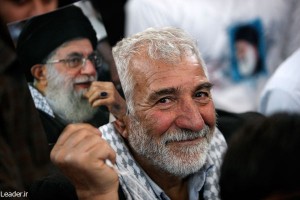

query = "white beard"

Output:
[[238, 47, 257, 77], [127, 116, 214, 178], [44, 67, 98, 123]]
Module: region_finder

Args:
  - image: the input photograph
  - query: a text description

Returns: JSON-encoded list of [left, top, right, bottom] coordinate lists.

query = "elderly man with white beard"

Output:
[[16, 5, 126, 146], [51, 27, 227, 200]]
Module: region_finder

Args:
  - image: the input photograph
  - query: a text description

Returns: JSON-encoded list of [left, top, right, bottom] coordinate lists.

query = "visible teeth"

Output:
[[73, 75, 96, 84]]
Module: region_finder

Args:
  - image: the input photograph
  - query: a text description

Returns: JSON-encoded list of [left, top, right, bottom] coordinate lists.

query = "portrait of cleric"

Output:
[[229, 19, 267, 82], [8, 2, 126, 147]]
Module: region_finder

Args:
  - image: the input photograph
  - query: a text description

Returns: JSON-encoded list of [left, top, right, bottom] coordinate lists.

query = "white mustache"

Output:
[[73, 75, 96, 84], [162, 125, 210, 144]]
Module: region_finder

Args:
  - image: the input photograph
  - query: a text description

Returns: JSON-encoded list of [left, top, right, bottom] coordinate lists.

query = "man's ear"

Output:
[[31, 64, 47, 81], [113, 116, 130, 138]]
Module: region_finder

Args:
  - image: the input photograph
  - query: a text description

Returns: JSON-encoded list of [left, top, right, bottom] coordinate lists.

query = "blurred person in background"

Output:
[[220, 112, 300, 200], [1, 0, 81, 45], [259, 48, 300, 116], [0, 17, 50, 200], [0, 0, 58, 24]]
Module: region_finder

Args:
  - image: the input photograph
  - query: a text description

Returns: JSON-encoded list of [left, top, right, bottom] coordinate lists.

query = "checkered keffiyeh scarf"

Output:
[[28, 84, 54, 117], [100, 123, 227, 200]]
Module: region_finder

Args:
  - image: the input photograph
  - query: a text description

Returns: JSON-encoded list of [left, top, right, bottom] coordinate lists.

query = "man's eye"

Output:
[[195, 91, 209, 98], [158, 97, 172, 104], [67, 57, 82, 68], [195, 91, 211, 104]]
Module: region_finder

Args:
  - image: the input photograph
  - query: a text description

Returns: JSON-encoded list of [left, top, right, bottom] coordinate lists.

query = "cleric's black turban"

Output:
[[16, 5, 97, 81], [234, 25, 259, 47]]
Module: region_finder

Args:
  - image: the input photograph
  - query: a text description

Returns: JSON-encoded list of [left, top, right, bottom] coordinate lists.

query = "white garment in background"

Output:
[[125, 0, 300, 112], [259, 48, 300, 115]]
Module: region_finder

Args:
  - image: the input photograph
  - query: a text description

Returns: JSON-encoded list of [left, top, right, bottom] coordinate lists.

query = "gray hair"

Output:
[[112, 27, 208, 114]]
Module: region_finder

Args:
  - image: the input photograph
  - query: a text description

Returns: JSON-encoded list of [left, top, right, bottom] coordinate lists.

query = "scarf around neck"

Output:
[[100, 123, 227, 200], [28, 83, 54, 117]]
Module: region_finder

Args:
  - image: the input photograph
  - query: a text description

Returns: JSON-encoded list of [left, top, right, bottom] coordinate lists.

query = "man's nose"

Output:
[[174, 98, 205, 132], [80, 59, 97, 75]]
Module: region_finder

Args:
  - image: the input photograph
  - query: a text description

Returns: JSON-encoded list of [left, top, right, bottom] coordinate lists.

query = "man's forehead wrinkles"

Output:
[[141, 69, 170, 88], [144, 68, 186, 87]]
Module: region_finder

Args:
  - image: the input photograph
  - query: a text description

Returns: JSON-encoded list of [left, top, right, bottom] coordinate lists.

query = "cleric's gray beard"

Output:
[[45, 67, 97, 123]]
